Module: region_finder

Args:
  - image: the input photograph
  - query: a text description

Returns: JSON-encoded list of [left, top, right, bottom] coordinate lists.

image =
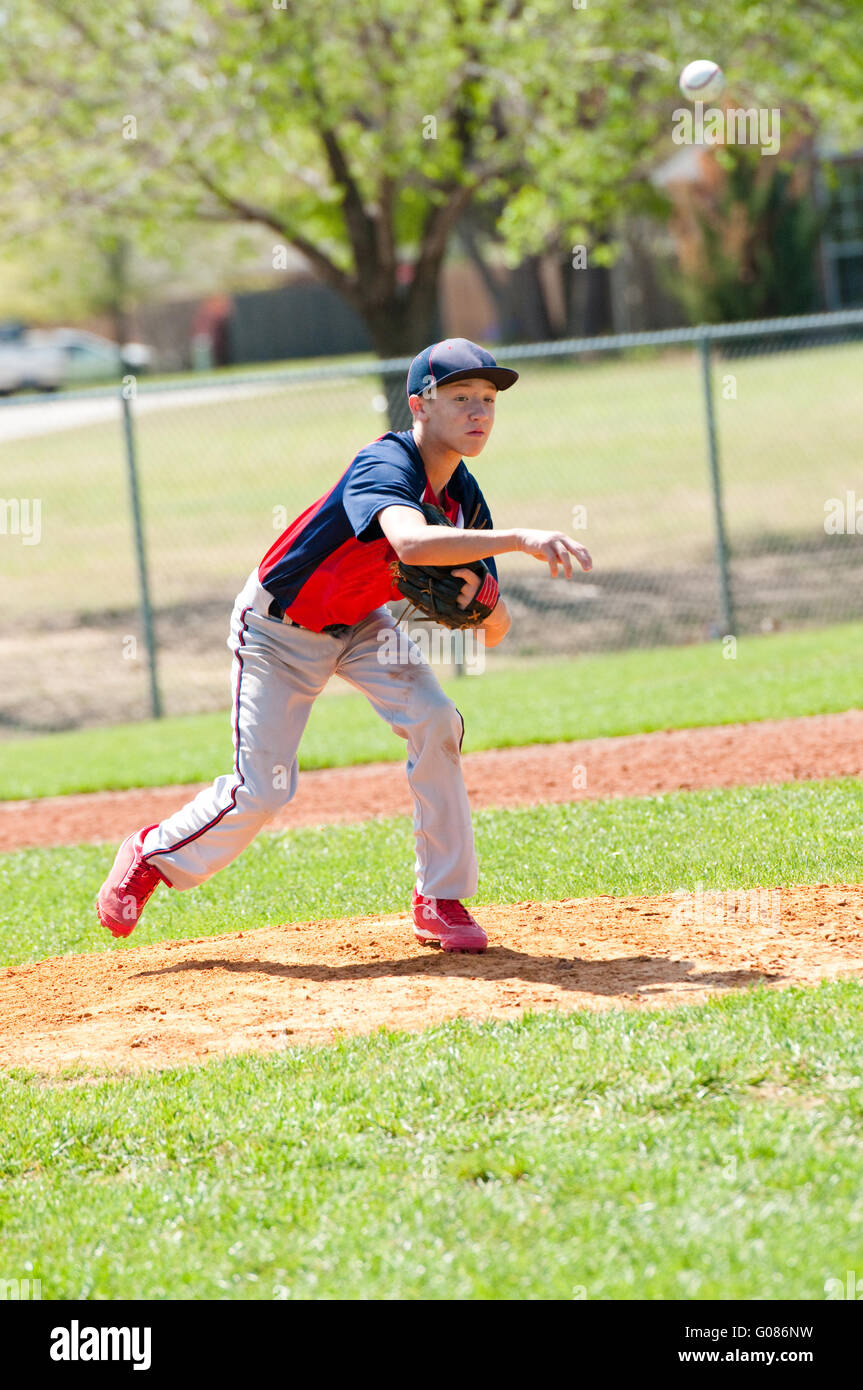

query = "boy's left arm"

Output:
[[479, 595, 511, 647]]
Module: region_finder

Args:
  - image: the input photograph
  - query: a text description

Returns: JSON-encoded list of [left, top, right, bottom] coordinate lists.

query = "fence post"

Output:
[[120, 381, 162, 719], [454, 629, 465, 679], [698, 332, 736, 637]]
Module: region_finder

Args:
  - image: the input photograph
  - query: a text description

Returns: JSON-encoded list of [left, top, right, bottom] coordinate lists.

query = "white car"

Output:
[[25, 328, 153, 384], [0, 340, 65, 394]]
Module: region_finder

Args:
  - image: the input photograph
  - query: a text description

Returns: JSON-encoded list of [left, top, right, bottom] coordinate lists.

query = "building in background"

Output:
[[818, 150, 863, 309]]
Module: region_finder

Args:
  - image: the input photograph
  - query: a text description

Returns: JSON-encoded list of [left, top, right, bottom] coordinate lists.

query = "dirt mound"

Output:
[[3, 709, 863, 853], [1, 885, 860, 1074]]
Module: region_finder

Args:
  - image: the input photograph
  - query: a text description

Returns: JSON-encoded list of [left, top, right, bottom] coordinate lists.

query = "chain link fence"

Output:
[[3, 309, 863, 734]]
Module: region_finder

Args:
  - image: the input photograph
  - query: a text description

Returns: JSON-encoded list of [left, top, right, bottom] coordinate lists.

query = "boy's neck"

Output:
[[411, 427, 461, 500]]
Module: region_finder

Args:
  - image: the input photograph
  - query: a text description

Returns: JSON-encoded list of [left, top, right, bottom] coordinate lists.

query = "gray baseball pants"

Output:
[[141, 569, 478, 899]]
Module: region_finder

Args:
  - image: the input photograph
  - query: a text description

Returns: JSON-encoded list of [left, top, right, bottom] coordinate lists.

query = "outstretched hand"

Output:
[[516, 529, 593, 577]]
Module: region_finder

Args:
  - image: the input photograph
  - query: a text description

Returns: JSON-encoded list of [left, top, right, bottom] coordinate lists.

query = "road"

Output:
[[0, 382, 283, 442]]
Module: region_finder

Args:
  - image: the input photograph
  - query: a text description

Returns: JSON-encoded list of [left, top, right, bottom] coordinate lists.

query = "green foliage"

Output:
[[1, 2, 861, 340], [674, 146, 825, 323]]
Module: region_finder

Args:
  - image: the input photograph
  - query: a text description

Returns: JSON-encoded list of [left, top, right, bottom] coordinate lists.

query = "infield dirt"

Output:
[[3, 709, 863, 853], [2, 712, 861, 1073], [1, 885, 861, 1073]]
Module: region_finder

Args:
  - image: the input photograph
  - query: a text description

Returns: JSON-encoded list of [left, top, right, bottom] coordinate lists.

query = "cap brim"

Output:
[[427, 366, 519, 392]]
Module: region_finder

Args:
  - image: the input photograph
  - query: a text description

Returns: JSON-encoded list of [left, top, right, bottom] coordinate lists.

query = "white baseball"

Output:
[[679, 60, 726, 104]]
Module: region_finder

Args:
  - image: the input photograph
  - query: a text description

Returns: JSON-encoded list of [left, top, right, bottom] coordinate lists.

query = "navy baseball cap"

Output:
[[406, 337, 519, 398]]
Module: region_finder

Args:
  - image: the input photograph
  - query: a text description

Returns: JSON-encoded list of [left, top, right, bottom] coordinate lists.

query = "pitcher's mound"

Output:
[[1, 885, 861, 1074]]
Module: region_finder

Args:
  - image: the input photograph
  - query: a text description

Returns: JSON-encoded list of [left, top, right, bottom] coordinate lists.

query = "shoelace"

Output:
[[123, 858, 159, 901], [429, 898, 476, 927]]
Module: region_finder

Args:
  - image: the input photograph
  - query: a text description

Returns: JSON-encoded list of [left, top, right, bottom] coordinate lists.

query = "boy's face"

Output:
[[411, 377, 497, 457]]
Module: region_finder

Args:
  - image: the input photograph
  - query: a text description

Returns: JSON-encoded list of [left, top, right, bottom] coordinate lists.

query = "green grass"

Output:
[[6, 340, 863, 618], [56, 347, 379, 391], [2, 621, 861, 799], [2, 982, 862, 1299], [1, 769, 861, 1300], [1, 779, 861, 968]]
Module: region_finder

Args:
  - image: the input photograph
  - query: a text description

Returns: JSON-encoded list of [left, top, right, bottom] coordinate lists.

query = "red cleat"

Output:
[[412, 889, 488, 953], [96, 825, 169, 938]]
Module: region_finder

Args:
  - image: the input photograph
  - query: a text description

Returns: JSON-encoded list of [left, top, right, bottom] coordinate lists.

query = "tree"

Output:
[[1, 0, 860, 423]]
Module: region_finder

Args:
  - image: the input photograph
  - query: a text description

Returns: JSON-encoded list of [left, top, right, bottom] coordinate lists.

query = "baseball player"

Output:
[[97, 338, 592, 952]]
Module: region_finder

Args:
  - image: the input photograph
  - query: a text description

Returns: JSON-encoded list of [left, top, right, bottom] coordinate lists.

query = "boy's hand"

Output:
[[389, 503, 500, 629], [515, 529, 592, 577], [452, 567, 482, 610], [453, 568, 509, 646]]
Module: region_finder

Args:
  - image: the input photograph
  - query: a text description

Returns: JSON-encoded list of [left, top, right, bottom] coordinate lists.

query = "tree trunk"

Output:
[[458, 217, 511, 336], [379, 364, 414, 432], [364, 305, 413, 431], [559, 223, 615, 338], [103, 235, 132, 353], [364, 285, 440, 432], [582, 231, 614, 337], [562, 246, 613, 337], [524, 255, 556, 340]]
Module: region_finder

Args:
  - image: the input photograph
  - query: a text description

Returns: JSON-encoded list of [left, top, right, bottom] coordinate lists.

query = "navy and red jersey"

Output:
[[258, 429, 498, 631]]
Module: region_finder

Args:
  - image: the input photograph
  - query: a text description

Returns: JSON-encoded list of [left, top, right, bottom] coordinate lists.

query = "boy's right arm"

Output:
[[378, 505, 593, 578]]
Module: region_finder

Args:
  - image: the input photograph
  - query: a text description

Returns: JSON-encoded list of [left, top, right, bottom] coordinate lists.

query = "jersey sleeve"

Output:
[[342, 446, 424, 543]]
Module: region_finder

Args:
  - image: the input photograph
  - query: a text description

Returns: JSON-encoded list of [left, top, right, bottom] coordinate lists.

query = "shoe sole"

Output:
[[413, 929, 487, 954], [96, 832, 140, 938]]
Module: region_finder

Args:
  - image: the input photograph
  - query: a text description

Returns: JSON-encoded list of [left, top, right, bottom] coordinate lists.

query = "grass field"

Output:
[[2, 600, 862, 1299], [3, 621, 861, 799], [5, 340, 863, 620], [2, 983, 862, 1300], [1, 768, 862, 1298], [3, 778, 862, 966]]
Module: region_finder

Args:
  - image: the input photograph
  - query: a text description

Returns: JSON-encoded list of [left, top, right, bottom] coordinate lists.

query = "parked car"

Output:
[[0, 339, 65, 394], [27, 328, 153, 382]]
